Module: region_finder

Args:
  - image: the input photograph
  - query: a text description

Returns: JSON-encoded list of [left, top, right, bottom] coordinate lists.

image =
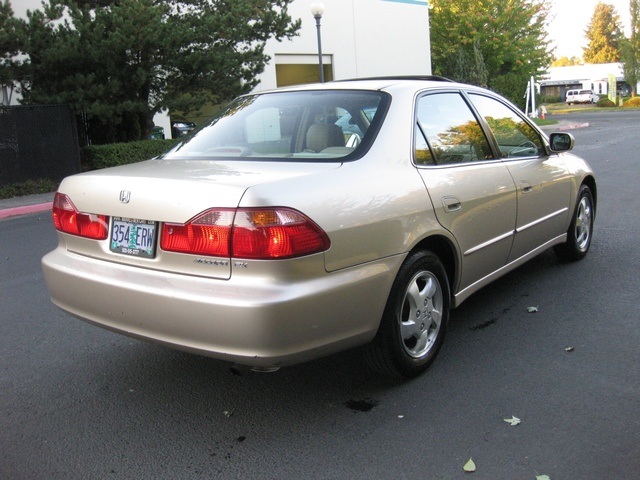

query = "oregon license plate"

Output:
[[109, 217, 157, 258]]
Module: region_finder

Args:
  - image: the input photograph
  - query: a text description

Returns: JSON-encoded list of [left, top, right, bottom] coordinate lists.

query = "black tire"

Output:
[[365, 250, 450, 378], [554, 184, 595, 261]]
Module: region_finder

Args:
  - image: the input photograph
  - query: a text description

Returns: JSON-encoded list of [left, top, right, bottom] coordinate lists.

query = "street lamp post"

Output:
[[310, 1, 325, 83]]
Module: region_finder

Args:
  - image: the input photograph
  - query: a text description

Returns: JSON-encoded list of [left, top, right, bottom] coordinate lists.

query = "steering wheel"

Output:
[[509, 141, 538, 157]]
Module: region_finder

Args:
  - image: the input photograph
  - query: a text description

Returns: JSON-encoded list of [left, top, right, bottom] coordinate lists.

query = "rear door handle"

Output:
[[442, 196, 462, 212], [520, 181, 532, 194]]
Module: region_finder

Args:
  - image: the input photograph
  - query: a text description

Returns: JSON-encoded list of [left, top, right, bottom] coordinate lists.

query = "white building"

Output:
[[539, 63, 633, 100], [256, 0, 432, 91]]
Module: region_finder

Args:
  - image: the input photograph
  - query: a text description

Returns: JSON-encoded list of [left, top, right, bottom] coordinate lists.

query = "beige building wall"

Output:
[[256, 0, 432, 91]]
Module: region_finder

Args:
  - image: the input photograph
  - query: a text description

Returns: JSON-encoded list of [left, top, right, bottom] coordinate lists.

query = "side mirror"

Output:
[[549, 132, 574, 152]]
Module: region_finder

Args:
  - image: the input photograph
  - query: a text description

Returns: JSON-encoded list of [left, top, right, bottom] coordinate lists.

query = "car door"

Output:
[[414, 91, 517, 292], [467, 93, 572, 263]]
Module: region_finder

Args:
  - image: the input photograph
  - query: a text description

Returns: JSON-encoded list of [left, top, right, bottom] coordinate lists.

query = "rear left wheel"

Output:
[[365, 250, 450, 378]]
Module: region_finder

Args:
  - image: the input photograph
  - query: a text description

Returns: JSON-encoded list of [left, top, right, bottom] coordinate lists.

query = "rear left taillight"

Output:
[[52, 193, 109, 240], [161, 207, 330, 260], [161, 209, 235, 257]]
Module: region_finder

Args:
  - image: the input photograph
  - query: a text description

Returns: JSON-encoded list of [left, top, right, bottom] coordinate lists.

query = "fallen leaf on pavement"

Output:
[[503, 416, 521, 426], [463, 458, 476, 472]]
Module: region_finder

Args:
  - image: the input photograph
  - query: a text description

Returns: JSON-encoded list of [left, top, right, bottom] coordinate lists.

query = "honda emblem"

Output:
[[119, 190, 131, 204]]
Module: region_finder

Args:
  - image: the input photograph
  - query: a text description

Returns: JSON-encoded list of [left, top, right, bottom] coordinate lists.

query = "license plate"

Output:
[[109, 217, 157, 258]]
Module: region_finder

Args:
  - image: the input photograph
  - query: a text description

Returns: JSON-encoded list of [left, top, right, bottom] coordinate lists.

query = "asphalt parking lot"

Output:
[[1, 109, 639, 479]]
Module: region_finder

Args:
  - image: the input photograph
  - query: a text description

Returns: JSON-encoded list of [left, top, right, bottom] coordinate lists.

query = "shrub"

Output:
[[596, 98, 615, 108], [623, 97, 640, 108], [540, 95, 562, 104], [81, 139, 178, 171], [0, 178, 60, 199]]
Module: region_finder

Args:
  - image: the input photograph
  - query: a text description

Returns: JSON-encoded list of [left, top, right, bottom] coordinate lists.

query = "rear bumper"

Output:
[[42, 247, 401, 367]]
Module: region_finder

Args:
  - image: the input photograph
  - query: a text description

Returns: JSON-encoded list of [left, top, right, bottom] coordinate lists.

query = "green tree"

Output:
[[429, 0, 553, 108], [451, 41, 489, 87], [583, 2, 623, 63], [0, 0, 21, 105], [551, 56, 583, 67], [621, 0, 640, 96], [17, 0, 300, 143]]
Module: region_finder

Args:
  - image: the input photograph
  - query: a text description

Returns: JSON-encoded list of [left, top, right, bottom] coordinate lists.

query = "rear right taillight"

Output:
[[52, 193, 109, 240]]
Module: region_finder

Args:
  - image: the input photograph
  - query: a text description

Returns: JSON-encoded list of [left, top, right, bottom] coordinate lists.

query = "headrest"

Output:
[[306, 123, 345, 153]]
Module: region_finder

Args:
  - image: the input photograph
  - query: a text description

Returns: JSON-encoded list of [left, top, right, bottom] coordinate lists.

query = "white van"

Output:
[[565, 89, 599, 105]]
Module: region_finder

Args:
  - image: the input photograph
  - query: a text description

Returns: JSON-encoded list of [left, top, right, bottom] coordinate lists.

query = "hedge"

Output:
[[596, 98, 615, 107], [540, 95, 562, 104], [623, 97, 640, 108], [81, 139, 178, 171]]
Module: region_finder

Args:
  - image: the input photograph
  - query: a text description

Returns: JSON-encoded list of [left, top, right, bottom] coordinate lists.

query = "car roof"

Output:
[[255, 76, 475, 95]]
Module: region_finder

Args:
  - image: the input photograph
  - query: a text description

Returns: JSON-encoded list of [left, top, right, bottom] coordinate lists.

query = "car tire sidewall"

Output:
[[556, 184, 594, 261], [373, 250, 450, 378]]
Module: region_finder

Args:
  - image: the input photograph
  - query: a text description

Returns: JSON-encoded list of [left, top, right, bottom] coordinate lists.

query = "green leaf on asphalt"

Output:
[[463, 458, 476, 472], [536, 475, 551, 480], [527, 306, 539, 313], [503, 416, 521, 426]]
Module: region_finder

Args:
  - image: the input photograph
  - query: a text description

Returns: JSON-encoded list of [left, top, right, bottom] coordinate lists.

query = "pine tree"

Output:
[[0, 0, 21, 105], [583, 2, 623, 63], [16, 0, 301, 142]]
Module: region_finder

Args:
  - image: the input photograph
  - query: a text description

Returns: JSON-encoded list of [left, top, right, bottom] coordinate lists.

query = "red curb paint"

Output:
[[0, 202, 53, 220]]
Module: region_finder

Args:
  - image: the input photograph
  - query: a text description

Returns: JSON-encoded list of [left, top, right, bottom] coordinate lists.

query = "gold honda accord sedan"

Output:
[[42, 77, 596, 378]]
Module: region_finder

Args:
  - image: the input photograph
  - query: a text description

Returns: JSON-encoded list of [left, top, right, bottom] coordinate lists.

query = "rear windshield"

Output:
[[162, 90, 389, 162]]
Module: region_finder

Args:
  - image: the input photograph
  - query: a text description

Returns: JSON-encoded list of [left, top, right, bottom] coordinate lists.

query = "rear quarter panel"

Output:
[[238, 102, 445, 273]]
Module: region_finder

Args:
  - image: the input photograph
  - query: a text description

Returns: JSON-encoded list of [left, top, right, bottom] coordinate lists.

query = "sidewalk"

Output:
[[0, 192, 55, 220]]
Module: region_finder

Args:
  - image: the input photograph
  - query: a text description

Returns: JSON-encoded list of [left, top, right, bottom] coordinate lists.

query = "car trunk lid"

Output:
[[55, 159, 340, 279]]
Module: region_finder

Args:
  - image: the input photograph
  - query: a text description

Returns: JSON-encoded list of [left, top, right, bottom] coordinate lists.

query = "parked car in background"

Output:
[[42, 77, 596, 378], [170, 117, 196, 138], [565, 89, 599, 104], [151, 126, 165, 140], [617, 83, 631, 97]]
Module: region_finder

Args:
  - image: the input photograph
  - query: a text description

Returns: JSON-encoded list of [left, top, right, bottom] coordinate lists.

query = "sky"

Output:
[[12, 0, 634, 60]]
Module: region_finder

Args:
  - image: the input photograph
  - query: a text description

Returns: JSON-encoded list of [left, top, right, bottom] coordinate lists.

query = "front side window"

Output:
[[469, 93, 544, 158], [162, 91, 389, 162], [414, 92, 494, 165]]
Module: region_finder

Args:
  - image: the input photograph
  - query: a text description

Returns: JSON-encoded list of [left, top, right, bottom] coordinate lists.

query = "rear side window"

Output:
[[162, 91, 389, 161], [414, 92, 494, 166], [468, 94, 544, 158]]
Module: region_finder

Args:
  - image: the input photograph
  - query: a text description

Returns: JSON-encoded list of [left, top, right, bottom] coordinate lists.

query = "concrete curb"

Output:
[[0, 201, 53, 220], [540, 120, 590, 133], [557, 122, 590, 131], [0, 192, 55, 220]]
